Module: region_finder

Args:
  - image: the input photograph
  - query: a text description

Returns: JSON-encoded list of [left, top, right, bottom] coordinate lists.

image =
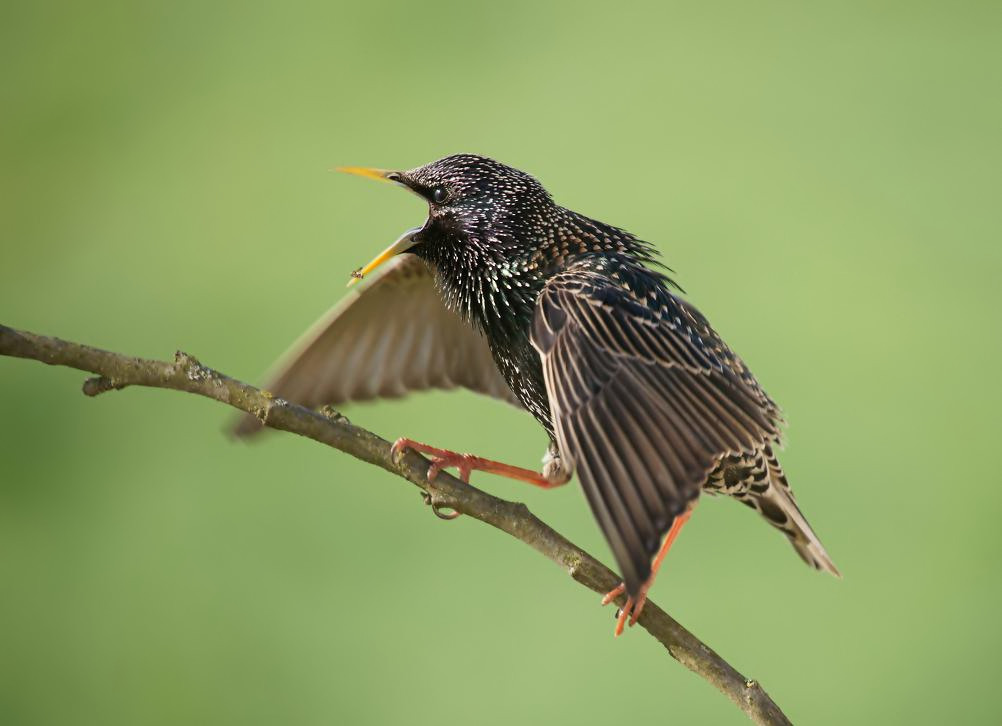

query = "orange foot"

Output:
[[391, 437, 569, 488], [601, 582, 654, 637], [601, 506, 694, 637]]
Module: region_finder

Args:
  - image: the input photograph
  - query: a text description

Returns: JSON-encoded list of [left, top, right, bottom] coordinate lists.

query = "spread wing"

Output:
[[531, 261, 782, 594], [234, 254, 519, 435]]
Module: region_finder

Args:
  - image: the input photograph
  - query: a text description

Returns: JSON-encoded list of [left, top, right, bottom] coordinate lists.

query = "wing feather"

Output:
[[234, 254, 520, 435], [532, 262, 783, 594]]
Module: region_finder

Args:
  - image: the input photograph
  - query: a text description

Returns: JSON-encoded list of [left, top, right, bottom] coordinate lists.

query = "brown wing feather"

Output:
[[532, 262, 782, 595], [234, 254, 519, 435]]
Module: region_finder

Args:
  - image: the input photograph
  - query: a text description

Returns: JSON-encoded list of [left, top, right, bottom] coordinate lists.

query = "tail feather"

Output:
[[757, 453, 840, 577]]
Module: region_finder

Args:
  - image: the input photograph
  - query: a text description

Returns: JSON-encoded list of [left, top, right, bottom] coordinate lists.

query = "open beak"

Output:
[[346, 226, 422, 287], [337, 166, 419, 286], [335, 166, 399, 184]]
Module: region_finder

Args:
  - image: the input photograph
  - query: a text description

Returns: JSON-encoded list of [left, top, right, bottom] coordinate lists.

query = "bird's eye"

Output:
[[431, 186, 449, 204]]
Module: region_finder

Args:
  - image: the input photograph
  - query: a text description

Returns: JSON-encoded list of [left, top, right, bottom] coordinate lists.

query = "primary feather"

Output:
[[238, 154, 838, 595]]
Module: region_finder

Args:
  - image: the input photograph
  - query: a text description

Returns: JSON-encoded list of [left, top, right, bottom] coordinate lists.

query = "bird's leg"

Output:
[[602, 505, 694, 637], [391, 438, 571, 489]]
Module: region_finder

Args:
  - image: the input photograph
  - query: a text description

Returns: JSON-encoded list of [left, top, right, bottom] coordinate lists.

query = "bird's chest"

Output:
[[487, 330, 555, 439], [425, 249, 554, 436]]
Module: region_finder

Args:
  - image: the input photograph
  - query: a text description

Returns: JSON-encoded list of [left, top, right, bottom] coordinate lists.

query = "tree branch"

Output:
[[0, 323, 791, 726]]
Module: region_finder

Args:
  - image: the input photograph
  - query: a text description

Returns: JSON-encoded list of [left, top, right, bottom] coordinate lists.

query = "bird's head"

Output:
[[339, 154, 554, 285]]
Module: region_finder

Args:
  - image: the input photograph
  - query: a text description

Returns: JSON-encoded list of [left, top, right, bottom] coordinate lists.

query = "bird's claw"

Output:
[[396, 438, 465, 520], [420, 491, 461, 520], [390, 437, 410, 463], [392, 437, 474, 484], [427, 454, 475, 484], [600, 582, 626, 606], [601, 581, 649, 637]]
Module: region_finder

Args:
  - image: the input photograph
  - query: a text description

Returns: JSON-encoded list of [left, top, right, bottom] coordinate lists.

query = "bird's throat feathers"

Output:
[[410, 206, 671, 340], [413, 228, 540, 340]]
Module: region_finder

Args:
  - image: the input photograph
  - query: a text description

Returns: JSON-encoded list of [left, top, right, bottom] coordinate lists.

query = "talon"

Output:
[[431, 502, 461, 520], [614, 598, 632, 637], [390, 437, 411, 461], [425, 453, 472, 484], [599, 507, 694, 637], [421, 490, 460, 520], [602, 581, 632, 636], [384, 436, 568, 490], [602, 580, 648, 635], [629, 596, 647, 627], [601, 582, 626, 606]]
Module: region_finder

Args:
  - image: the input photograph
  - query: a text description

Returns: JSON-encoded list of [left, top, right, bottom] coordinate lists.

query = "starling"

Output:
[[236, 154, 839, 635]]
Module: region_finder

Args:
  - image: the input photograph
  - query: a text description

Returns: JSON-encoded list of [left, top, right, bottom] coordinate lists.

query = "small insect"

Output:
[[349, 268, 364, 281]]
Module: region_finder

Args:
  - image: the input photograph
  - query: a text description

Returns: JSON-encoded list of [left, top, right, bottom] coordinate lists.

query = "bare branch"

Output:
[[0, 323, 792, 726]]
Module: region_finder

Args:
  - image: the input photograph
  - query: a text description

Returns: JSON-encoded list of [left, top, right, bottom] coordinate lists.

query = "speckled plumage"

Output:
[[240, 153, 838, 597], [404, 155, 666, 439]]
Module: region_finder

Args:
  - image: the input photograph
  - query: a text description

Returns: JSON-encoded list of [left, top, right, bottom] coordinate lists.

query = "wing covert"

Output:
[[532, 261, 782, 593], [235, 254, 519, 435]]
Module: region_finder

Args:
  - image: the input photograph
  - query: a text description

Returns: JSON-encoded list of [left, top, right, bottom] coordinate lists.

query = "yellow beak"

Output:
[[335, 166, 398, 183], [346, 227, 422, 287], [337, 166, 417, 286]]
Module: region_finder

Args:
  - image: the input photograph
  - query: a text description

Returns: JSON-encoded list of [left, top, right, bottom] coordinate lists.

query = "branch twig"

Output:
[[0, 323, 792, 726]]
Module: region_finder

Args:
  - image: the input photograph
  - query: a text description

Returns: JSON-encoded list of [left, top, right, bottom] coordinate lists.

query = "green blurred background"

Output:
[[2, 2, 1000, 724]]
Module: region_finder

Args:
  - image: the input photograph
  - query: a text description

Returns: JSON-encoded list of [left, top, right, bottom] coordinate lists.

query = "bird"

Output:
[[235, 154, 839, 635]]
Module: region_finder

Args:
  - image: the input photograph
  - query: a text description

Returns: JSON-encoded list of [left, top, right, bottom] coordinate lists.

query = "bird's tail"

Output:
[[755, 450, 841, 577]]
